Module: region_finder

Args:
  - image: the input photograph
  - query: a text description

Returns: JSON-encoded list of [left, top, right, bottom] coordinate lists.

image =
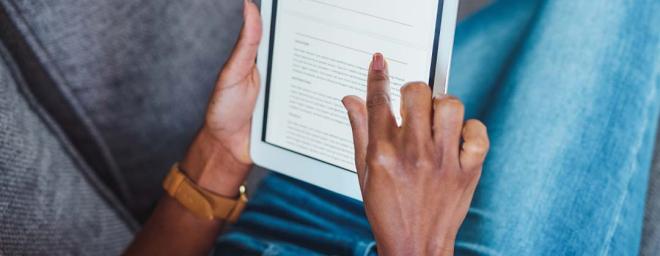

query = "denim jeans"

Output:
[[215, 0, 660, 255]]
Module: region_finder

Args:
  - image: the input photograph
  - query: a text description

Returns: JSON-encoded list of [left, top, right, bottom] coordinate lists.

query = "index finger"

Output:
[[367, 53, 397, 141]]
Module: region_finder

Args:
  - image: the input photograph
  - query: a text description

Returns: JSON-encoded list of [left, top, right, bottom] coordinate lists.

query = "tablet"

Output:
[[251, 0, 459, 200]]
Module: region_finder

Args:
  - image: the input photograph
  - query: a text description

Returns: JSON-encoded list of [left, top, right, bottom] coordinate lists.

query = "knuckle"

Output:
[[345, 102, 367, 119], [463, 120, 490, 152], [366, 153, 392, 170], [367, 93, 391, 108], [368, 72, 390, 83], [407, 110, 427, 121], [411, 158, 434, 171], [465, 119, 487, 132], [434, 95, 464, 110], [463, 138, 489, 155], [401, 82, 431, 95], [366, 142, 396, 168]]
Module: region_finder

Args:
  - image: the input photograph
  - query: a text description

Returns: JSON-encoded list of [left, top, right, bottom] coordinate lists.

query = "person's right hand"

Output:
[[342, 53, 490, 255]]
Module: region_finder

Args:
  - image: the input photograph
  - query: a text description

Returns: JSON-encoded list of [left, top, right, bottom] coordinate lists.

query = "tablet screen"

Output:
[[263, 0, 444, 172]]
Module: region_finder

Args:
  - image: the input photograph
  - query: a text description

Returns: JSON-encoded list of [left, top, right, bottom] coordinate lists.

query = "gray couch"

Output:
[[0, 0, 657, 255]]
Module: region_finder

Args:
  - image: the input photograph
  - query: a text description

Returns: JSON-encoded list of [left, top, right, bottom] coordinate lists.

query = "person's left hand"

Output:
[[204, 0, 262, 165], [181, 0, 262, 196]]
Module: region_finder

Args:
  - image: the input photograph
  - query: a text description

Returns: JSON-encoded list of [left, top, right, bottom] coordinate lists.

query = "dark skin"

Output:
[[343, 53, 489, 255], [124, 1, 490, 255]]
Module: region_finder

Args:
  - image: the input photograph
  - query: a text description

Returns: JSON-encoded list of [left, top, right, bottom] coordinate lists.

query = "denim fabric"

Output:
[[216, 0, 660, 255], [217, 175, 375, 256], [451, 0, 658, 254]]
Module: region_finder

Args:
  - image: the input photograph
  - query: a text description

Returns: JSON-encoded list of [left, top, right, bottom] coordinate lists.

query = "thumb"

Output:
[[342, 96, 369, 189], [220, 0, 263, 86]]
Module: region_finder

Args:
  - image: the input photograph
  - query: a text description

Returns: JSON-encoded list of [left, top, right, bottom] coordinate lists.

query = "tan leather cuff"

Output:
[[163, 164, 248, 222]]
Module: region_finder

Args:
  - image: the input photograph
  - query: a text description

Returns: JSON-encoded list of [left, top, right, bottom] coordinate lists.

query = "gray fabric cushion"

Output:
[[0, 42, 133, 255], [0, 0, 245, 220], [643, 129, 660, 256]]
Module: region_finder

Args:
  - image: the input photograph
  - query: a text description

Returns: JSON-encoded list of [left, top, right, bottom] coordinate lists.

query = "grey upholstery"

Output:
[[0, 0, 244, 220], [643, 130, 660, 255], [0, 42, 134, 255]]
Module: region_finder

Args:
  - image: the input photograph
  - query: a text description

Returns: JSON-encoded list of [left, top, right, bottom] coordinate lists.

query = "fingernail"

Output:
[[371, 53, 385, 71]]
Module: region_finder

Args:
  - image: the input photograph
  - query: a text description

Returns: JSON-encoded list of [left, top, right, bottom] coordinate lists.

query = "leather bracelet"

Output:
[[163, 163, 248, 222]]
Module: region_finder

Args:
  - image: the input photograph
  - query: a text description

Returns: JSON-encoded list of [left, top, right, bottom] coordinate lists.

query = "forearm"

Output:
[[123, 196, 224, 255], [124, 127, 250, 255]]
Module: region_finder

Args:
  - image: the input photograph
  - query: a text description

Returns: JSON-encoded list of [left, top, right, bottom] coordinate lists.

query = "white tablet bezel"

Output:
[[250, 0, 459, 201]]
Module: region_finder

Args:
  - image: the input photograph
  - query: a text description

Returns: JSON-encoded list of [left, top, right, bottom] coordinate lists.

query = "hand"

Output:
[[181, 0, 262, 197], [125, 3, 263, 255], [205, 0, 262, 165], [342, 53, 490, 255]]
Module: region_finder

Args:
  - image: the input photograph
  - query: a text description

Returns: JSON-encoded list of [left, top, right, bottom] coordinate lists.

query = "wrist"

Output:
[[379, 241, 455, 256], [427, 236, 456, 256], [180, 126, 251, 197], [376, 229, 456, 256]]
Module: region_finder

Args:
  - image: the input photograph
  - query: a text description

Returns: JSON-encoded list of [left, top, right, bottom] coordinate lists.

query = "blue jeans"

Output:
[[216, 0, 660, 255]]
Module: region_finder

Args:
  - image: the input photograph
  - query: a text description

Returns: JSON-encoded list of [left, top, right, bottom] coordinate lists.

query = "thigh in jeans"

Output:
[[454, 0, 660, 255]]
